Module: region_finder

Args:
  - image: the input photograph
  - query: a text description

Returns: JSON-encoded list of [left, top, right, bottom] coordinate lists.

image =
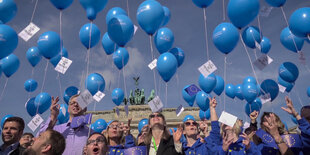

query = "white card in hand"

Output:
[[148, 96, 163, 113], [134, 25, 138, 35], [18, 22, 40, 42], [198, 60, 217, 78], [55, 57, 72, 74], [278, 84, 286, 93], [176, 105, 184, 117], [148, 59, 157, 70], [253, 55, 273, 70], [76, 90, 93, 109], [93, 91, 105, 102], [218, 111, 237, 127], [260, 93, 271, 104], [27, 114, 44, 132]]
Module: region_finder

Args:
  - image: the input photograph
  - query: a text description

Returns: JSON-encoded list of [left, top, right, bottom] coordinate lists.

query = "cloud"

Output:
[[123, 47, 145, 77]]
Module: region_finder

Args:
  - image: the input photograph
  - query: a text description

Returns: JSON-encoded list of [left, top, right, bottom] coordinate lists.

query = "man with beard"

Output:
[[0, 117, 25, 155], [38, 94, 93, 155], [23, 129, 65, 155], [84, 133, 108, 155]]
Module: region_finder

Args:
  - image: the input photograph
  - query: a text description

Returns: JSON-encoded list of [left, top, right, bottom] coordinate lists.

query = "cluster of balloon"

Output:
[[34, 92, 52, 114], [24, 79, 38, 92], [91, 119, 107, 133], [1, 114, 13, 129], [199, 109, 210, 120], [245, 98, 262, 116], [79, 0, 108, 21], [26, 47, 42, 67], [50, 0, 74, 10], [138, 118, 148, 133], [277, 62, 299, 93], [57, 104, 69, 124], [182, 85, 195, 107], [50, 47, 68, 67], [213, 22, 239, 55], [37, 31, 62, 59], [86, 73, 105, 96], [63, 86, 79, 104], [280, 27, 304, 53], [111, 88, 124, 106], [79, 23, 101, 49], [1, 54, 20, 78], [289, 7, 310, 39]]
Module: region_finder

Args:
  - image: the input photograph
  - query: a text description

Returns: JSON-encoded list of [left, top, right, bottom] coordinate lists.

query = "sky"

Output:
[[1, 0, 310, 138]]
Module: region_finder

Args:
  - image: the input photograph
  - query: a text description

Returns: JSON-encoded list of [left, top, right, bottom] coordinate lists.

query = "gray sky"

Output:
[[1, 0, 310, 137]]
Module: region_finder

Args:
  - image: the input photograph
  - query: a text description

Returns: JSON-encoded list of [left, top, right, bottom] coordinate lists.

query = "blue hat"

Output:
[[183, 115, 195, 123], [138, 118, 148, 133]]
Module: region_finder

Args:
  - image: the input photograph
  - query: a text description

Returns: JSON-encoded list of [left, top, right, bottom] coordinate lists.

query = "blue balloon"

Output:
[[265, 0, 286, 7], [0, 24, 18, 59], [260, 37, 271, 54], [161, 6, 171, 27], [227, 0, 260, 29], [154, 27, 174, 54], [245, 100, 261, 116], [256, 85, 262, 97], [106, 7, 127, 25], [108, 15, 134, 47], [113, 47, 129, 70], [260, 79, 279, 102], [86, 73, 105, 96], [0, 0, 17, 24], [252, 97, 262, 109], [192, 0, 214, 8], [182, 85, 195, 107], [195, 91, 211, 111], [225, 84, 235, 99], [157, 52, 178, 82], [183, 115, 196, 122], [242, 26, 261, 49], [1, 114, 13, 129], [291, 115, 298, 124], [26, 47, 42, 67], [50, 0, 73, 10], [289, 7, 310, 38], [278, 76, 294, 93], [102, 32, 119, 55], [79, 0, 108, 20], [37, 31, 61, 59], [213, 75, 224, 96], [63, 86, 79, 104], [243, 76, 257, 85], [199, 109, 210, 120], [213, 22, 239, 54], [79, 23, 101, 49], [50, 47, 68, 67], [57, 104, 69, 124], [279, 62, 299, 83], [1, 54, 19, 78], [198, 73, 217, 93], [138, 118, 148, 133], [307, 87, 310, 97], [280, 27, 304, 53], [235, 84, 244, 100], [34, 92, 52, 114], [92, 119, 107, 133], [24, 79, 38, 92], [137, 0, 164, 35], [111, 88, 124, 106], [242, 82, 258, 103], [25, 98, 36, 117], [169, 47, 185, 67]]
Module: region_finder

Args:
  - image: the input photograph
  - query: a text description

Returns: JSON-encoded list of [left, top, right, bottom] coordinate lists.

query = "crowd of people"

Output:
[[1, 94, 310, 155]]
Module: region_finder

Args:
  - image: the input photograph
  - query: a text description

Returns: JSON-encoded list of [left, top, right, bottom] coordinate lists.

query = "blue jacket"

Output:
[[219, 138, 261, 155], [298, 117, 310, 153], [108, 134, 136, 155]]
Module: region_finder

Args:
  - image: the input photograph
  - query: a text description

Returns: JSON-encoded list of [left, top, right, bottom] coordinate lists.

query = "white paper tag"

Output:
[[55, 57, 72, 74], [254, 55, 273, 70], [134, 25, 138, 35], [176, 105, 184, 117], [148, 96, 164, 113], [61, 106, 66, 116], [260, 93, 271, 104], [115, 107, 120, 116], [18, 22, 40, 42], [243, 122, 250, 130], [76, 90, 93, 109], [27, 114, 44, 132], [125, 104, 129, 116], [148, 59, 157, 70], [255, 41, 261, 50], [218, 111, 238, 127], [198, 60, 217, 78], [93, 91, 105, 102], [278, 84, 286, 93]]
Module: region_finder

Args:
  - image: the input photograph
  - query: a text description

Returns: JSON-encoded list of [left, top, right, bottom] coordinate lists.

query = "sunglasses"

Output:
[[87, 137, 105, 145], [184, 121, 198, 126], [149, 113, 163, 118]]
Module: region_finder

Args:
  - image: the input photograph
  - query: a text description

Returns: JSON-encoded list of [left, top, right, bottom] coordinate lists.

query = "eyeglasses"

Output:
[[108, 124, 120, 129], [87, 137, 105, 145], [184, 121, 198, 126], [69, 101, 79, 106], [149, 113, 163, 118]]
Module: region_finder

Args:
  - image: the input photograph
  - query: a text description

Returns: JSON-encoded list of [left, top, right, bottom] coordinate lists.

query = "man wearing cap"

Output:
[[38, 95, 93, 155]]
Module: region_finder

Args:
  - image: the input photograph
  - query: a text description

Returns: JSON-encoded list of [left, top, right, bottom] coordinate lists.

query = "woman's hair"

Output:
[[220, 120, 242, 138], [260, 112, 286, 135], [105, 120, 125, 145], [144, 113, 171, 145]]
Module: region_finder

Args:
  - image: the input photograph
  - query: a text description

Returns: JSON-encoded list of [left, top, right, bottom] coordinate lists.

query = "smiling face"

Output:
[[68, 97, 83, 117], [149, 113, 165, 128], [19, 134, 34, 148], [86, 134, 108, 155], [1, 121, 23, 145], [107, 121, 122, 139], [184, 120, 198, 137]]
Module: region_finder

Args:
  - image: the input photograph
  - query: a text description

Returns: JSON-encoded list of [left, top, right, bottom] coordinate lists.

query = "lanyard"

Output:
[[152, 136, 158, 152]]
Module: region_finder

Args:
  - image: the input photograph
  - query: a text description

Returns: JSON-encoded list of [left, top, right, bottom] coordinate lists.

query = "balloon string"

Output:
[[257, 15, 263, 39], [253, 49, 258, 60], [80, 70, 85, 90], [30, 0, 39, 23], [293, 89, 304, 107], [59, 11, 63, 56], [224, 55, 227, 111], [249, 104, 252, 117], [40, 60, 49, 92], [118, 70, 121, 88], [176, 71, 181, 104], [88, 102, 97, 137], [86, 22, 93, 84], [149, 35, 158, 95], [126, 0, 130, 18], [280, 7, 289, 26], [57, 73, 63, 102], [203, 8, 210, 60], [165, 82, 168, 108], [0, 78, 9, 103], [222, 0, 225, 21], [28, 68, 35, 99], [122, 66, 128, 100]]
